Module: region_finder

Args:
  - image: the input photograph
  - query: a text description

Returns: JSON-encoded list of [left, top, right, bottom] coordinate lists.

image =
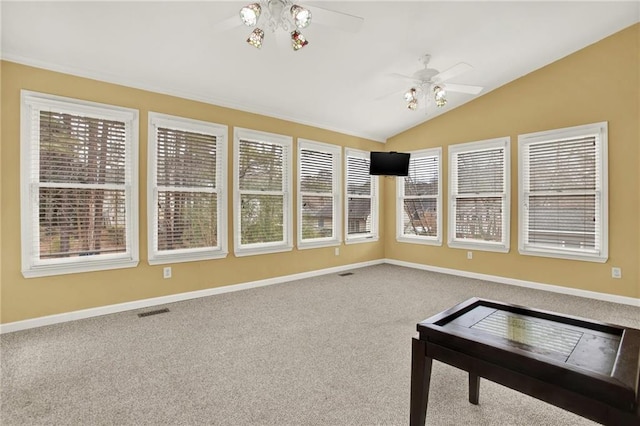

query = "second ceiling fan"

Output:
[[390, 54, 483, 111]]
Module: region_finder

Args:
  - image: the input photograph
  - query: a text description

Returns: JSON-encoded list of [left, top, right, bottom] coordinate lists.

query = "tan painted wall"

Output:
[[385, 24, 640, 299], [0, 61, 384, 323]]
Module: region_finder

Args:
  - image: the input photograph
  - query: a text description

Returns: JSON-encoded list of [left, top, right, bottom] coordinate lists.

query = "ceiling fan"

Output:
[[388, 54, 483, 111], [213, 0, 364, 51]]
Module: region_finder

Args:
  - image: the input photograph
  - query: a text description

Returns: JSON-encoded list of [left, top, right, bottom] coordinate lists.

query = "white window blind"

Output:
[[234, 128, 292, 256], [345, 149, 378, 242], [148, 113, 227, 264], [519, 122, 608, 262], [449, 137, 510, 252], [298, 140, 341, 248], [397, 149, 441, 244], [20, 91, 139, 277]]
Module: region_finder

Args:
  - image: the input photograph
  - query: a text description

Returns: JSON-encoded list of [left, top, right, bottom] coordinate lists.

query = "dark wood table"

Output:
[[410, 297, 640, 425]]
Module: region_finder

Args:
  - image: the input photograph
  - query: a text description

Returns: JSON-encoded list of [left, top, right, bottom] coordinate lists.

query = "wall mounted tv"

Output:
[[369, 151, 411, 176]]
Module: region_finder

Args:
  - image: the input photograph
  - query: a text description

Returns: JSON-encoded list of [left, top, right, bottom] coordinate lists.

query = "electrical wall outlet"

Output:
[[467, 251, 473, 260], [163, 267, 172, 279], [611, 267, 622, 279], [335, 247, 340, 256]]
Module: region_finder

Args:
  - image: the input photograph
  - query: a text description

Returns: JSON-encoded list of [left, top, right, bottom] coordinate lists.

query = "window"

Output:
[[297, 139, 341, 249], [397, 148, 442, 245], [20, 91, 139, 277], [448, 137, 510, 252], [148, 113, 227, 264], [345, 148, 378, 243], [234, 128, 292, 256], [518, 122, 608, 262]]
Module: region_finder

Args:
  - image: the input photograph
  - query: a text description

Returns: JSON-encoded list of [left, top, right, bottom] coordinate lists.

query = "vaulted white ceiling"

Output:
[[2, 1, 638, 142]]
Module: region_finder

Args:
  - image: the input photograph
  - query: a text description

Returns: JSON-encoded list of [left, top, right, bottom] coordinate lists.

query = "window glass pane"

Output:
[[404, 156, 438, 196], [39, 111, 126, 184], [240, 194, 284, 244], [347, 197, 371, 235], [529, 137, 596, 191], [457, 148, 504, 194], [455, 197, 503, 242], [39, 188, 126, 258], [301, 195, 333, 239], [239, 140, 284, 191], [157, 191, 218, 250], [157, 128, 217, 188], [347, 156, 370, 195], [402, 198, 437, 237], [300, 150, 332, 193], [528, 194, 595, 249]]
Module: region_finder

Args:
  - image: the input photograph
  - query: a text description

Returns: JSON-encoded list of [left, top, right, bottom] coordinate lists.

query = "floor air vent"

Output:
[[338, 272, 354, 277], [138, 308, 170, 318]]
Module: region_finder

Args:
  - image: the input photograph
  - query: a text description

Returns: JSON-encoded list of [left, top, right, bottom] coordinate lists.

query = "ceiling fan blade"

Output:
[[432, 63, 472, 84], [388, 73, 421, 84], [307, 4, 364, 33], [444, 83, 483, 95]]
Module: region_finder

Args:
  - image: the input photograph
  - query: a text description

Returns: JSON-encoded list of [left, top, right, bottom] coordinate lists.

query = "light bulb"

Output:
[[240, 3, 261, 26]]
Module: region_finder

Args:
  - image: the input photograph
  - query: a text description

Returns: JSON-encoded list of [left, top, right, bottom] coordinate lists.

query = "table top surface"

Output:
[[440, 304, 620, 375]]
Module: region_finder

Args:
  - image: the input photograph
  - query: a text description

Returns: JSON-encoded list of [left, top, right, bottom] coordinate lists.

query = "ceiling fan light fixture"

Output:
[[240, 3, 261, 26], [291, 5, 312, 28], [291, 30, 309, 51], [433, 85, 447, 107], [404, 88, 418, 102], [247, 28, 265, 48]]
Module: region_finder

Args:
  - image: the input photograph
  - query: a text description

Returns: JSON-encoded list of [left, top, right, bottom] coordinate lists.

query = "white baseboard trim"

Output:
[[384, 258, 640, 307], [0, 259, 384, 334]]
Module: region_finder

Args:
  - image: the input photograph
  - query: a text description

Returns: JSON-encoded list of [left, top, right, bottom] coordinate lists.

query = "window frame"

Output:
[[233, 127, 293, 257], [297, 139, 342, 249], [396, 148, 442, 246], [147, 112, 228, 265], [448, 137, 511, 253], [344, 148, 379, 244], [518, 122, 608, 263], [20, 90, 139, 278]]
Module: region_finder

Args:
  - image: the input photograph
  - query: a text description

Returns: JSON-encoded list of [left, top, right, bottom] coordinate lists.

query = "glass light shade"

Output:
[[240, 3, 261, 26], [404, 88, 417, 102], [291, 30, 309, 51], [433, 85, 447, 107], [247, 28, 265, 48], [291, 5, 312, 28], [407, 99, 418, 110]]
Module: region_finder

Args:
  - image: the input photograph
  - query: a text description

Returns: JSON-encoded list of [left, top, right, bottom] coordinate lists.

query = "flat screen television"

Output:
[[369, 151, 410, 176]]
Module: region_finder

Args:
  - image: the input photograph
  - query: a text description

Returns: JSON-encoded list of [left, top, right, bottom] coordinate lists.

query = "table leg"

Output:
[[410, 338, 433, 426], [469, 372, 480, 405]]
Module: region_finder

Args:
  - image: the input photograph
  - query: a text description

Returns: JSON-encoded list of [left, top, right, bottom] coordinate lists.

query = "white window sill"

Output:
[[345, 235, 379, 245], [234, 244, 293, 257], [297, 240, 341, 250], [148, 250, 228, 265], [448, 240, 510, 253], [396, 236, 442, 246], [23, 259, 139, 278], [519, 247, 607, 263]]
